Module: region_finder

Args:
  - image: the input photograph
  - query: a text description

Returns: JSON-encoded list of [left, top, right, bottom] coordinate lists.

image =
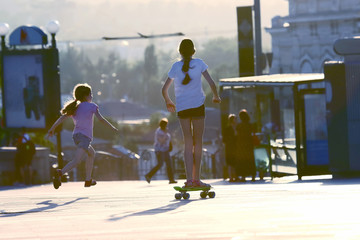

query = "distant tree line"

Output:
[[59, 37, 239, 109], [0, 37, 239, 148]]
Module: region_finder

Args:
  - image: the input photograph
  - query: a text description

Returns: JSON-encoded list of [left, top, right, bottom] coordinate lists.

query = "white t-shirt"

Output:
[[168, 58, 208, 112], [154, 128, 171, 152]]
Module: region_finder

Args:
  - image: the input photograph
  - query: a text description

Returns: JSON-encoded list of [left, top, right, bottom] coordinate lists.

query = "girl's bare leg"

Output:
[[179, 118, 194, 182], [191, 118, 205, 181], [61, 147, 87, 174], [85, 145, 96, 181]]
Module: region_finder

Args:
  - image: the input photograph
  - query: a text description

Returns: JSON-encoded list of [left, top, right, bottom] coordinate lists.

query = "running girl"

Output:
[[47, 83, 118, 188]]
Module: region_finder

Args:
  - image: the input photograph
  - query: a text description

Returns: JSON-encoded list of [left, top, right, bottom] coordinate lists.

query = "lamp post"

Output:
[[0, 23, 10, 51], [0, 23, 9, 144], [46, 20, 60, 48], [46, 20, 63, 170]]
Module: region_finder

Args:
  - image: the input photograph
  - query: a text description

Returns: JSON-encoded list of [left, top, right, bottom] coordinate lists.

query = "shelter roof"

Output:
[[220, 73, 324, 87]]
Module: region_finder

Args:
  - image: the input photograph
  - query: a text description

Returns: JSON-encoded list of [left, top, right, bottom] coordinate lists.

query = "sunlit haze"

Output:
[[0, 0, 288, 53]]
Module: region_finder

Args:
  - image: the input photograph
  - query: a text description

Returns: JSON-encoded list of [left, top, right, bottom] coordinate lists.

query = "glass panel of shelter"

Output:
[[227, 86, 298, 176]]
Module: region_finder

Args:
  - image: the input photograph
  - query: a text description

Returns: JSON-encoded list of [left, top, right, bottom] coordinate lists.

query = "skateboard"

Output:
[[173, 186, 215, 200]]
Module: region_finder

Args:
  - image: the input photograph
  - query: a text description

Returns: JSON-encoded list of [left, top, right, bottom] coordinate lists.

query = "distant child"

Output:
[[145, 118, 177, 184], [161, 39, 221, 188], [47, 83, 118, 188]]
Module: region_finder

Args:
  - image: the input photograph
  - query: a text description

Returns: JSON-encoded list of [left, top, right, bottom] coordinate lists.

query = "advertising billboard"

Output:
[[1, 49, 60, 130]]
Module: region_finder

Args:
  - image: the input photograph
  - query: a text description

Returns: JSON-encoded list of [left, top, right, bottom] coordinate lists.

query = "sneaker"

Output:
[[53, 169, 62, 189], [84, 179, 97, 187], [182, 180, 194, 188], [169, 180, 178, 184], [145, 175, 151, 184], [193, 180, 211, 188]]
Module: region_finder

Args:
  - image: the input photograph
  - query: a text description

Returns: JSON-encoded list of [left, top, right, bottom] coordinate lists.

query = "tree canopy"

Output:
[[59, 37, 239, 109]]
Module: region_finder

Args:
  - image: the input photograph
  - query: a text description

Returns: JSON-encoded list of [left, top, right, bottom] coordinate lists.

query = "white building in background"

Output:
[[266, 0, 360, 73]]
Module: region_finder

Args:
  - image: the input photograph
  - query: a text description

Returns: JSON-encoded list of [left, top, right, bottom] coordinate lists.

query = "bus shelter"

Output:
[[219, 74, 329, 180]]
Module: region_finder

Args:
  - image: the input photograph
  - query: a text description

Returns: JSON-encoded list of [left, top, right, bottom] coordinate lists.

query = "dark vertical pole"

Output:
[[293, 85, 303, 180], [1, 36, 5, 51], [49, 34, 62, 168], [0, 35, 9, 145], [254, 0, 262, 76], [51, 34, 56, 49], [53, 46, 62, 169]]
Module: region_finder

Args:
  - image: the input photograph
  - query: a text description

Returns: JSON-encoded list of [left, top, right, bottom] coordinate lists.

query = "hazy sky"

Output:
[[0, 0, 288, 52]]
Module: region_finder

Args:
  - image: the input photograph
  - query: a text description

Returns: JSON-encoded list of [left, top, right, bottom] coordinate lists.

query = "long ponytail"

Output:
[[61, 100, 78, 116], [179, 39, 195, 85], [60, 83, 92, 116]]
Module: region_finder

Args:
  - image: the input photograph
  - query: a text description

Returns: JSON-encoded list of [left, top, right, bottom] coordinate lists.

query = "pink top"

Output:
[[72, 102, 98, 140]]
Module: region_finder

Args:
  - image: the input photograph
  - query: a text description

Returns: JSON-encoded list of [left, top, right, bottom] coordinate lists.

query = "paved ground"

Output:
[[1, 176, 360, 240]]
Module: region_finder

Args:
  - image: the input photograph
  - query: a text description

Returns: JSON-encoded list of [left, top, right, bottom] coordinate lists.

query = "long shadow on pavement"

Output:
[[0, 197, 88, 217], [108, 199, 195, 221]]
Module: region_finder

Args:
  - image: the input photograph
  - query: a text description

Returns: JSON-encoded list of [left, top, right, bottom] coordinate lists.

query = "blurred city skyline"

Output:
[[1, 0, 288, 55]]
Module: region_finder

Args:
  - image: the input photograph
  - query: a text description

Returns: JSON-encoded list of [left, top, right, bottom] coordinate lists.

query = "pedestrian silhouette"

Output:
[[15, 129, 36, 185], [145, 118, 177, 184], [223, 114, 239, 182], [235, 109, 256, 182]]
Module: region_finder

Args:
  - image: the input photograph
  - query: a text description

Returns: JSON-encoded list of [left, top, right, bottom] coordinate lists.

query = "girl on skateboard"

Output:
[[162, 39, 221, 188], [47, 83, 118, 188]]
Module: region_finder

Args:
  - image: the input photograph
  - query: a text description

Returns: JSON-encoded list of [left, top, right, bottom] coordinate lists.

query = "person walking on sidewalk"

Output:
[[145, 118, 177, 184], [47, 83, 118, 188], [236, 109, 256, 182], [161, 38, 221, 188]]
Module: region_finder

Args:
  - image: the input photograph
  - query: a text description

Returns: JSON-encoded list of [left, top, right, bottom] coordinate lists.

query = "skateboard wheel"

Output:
[[200, 192, 207, 199], [183, 193, 190, 200], [208, 191, 215, 198], [175, 193, 182, 200]]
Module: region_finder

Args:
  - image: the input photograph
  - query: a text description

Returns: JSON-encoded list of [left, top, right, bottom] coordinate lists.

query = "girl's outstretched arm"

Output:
[[95, 109, 119, 132], [47, 115, 69, 138], [202, 70, 221, 103], [161, 77, 176, 112]]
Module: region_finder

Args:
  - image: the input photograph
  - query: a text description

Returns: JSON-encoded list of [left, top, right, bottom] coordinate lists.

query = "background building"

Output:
[[267, 0, 360, 73]]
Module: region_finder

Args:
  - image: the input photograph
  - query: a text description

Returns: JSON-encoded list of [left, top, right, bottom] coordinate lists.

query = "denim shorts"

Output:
[[177, 104, 205, 119], [73, 133, 91, 150]]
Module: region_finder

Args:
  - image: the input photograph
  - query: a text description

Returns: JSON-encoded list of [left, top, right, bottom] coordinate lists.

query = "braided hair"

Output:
[[179, 39, 196, 85]]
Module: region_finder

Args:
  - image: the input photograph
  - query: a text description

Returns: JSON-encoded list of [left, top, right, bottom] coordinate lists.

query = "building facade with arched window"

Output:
[[266, 0, 360, 73]]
